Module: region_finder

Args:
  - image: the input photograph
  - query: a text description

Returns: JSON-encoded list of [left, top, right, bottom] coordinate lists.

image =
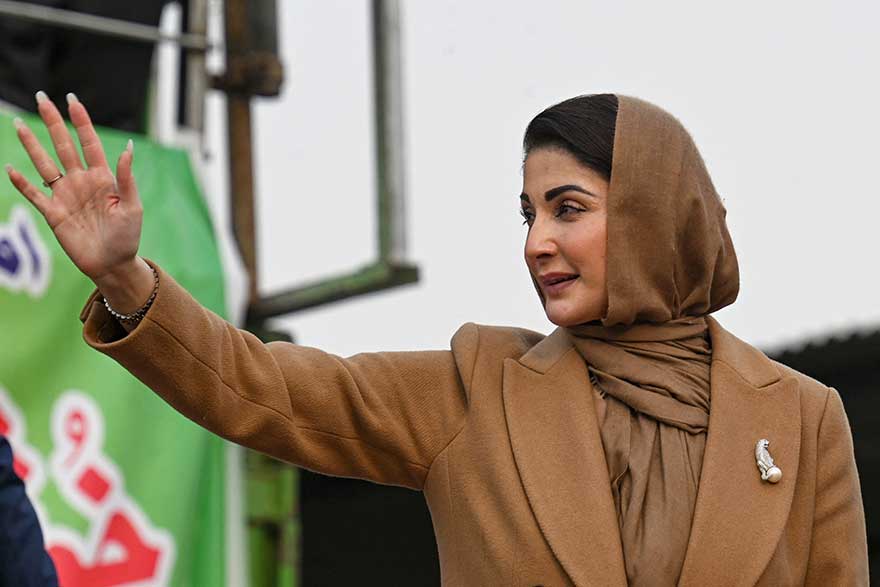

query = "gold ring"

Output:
[[42, 173, 63, 188]]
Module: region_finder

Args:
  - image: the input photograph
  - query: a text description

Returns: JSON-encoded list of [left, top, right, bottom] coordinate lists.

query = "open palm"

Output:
[[6, 93, 141, 282]]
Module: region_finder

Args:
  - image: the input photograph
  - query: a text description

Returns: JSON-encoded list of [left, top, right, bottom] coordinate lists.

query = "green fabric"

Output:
[[0, 108, 226, 587]]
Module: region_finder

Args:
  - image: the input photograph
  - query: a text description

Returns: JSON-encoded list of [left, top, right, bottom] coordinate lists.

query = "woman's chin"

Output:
[[544, 300, 604, 327], [544, 307, 587, 328]]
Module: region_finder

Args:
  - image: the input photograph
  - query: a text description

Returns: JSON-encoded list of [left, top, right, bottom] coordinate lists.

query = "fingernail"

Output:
[[35, 90, 48, 104], [13, 117, 24, 131], [127, 139, 134, 154], [4, 164, 12, 174], [66, 92, 79, 105]]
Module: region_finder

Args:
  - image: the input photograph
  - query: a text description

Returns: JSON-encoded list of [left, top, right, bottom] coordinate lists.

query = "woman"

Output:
[[7, 92, 867, 585]]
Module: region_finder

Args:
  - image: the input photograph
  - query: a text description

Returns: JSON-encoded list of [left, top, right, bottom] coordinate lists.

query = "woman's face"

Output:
[[521, 147, 609, 326]]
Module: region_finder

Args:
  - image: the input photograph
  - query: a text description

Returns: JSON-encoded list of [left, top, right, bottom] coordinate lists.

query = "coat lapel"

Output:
[[678, 317, 802, 586], [503, 328, 627, 587]]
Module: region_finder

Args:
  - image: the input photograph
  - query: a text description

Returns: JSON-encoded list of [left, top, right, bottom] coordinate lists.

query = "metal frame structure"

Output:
[[0, 1, 417, 585], [0, 0, 210, 51], [244, 0, 418, 322]]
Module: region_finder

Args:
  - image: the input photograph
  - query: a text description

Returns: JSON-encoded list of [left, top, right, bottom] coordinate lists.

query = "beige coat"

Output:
[[81, 263, 868, 586]]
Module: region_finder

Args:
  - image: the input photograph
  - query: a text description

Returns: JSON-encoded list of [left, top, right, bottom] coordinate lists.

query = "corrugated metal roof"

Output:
[[767, 324, 880, 378]]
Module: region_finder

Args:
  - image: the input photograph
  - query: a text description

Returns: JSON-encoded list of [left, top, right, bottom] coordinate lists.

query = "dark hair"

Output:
[[522, 93, 619, 180]]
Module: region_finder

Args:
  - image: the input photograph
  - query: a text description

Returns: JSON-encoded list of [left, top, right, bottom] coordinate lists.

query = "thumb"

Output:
[[116, 139, 137, 202]]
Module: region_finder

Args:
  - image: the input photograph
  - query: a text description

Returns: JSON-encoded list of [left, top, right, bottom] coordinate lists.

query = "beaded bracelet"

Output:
[[103, 265, 160, 324]]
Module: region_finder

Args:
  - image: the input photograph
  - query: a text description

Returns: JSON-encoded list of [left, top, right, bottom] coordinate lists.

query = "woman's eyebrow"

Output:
[[520, 184, 599, 203], [544, 184, 598, 201]]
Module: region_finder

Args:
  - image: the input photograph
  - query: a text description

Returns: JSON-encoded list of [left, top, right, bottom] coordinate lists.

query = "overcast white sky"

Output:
[[198, 0, 880, 358]]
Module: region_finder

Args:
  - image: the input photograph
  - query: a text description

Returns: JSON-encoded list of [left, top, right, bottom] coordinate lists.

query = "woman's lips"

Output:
[[543, 275, 578, 296]]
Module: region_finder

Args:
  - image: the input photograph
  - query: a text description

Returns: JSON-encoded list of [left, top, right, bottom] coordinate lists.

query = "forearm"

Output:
[[80, 263, 468, 488]]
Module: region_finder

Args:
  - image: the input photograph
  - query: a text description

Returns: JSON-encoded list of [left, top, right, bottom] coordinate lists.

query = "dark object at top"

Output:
[[0, 1, 171, 133]]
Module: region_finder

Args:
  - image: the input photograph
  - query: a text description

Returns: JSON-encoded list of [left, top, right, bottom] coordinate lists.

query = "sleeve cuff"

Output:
[[79, 258, 162, 344]]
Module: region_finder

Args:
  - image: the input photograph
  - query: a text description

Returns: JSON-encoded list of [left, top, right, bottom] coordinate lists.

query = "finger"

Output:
[[5, 164, 52, 219], [13, 117, 64, 185], [116, 140, 138, 204], [67, 93, 108, 169], [35, 90, 83, 172]]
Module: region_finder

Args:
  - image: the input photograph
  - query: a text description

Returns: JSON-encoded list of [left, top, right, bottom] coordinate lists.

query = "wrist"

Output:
[[103, 265, 159, 325], [94, 257, 156, 314]]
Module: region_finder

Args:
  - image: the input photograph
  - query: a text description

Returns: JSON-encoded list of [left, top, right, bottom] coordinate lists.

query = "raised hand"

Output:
[[6, 92, 155, 319], [6, 92, 142, 283]]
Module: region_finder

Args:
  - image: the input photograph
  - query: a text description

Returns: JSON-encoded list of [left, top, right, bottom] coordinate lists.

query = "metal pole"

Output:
[[221, 3, 296, 583], [225, 0, 259, 305], [0, 0, 210, 52], [186, 0, 209, 132], [372, 0, 408, 264]]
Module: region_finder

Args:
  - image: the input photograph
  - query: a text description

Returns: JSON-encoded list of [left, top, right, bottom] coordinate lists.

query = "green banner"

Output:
[[0, 109, 227, 586]]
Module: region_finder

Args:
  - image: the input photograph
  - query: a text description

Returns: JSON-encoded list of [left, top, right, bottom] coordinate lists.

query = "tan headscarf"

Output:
[[560, 95, 739, 585]]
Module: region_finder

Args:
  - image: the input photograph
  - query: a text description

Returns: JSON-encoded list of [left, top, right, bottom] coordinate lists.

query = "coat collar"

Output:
[[503, 331, 628, 587], [678, 316, 801, 586], [502, 316, 801, 587]]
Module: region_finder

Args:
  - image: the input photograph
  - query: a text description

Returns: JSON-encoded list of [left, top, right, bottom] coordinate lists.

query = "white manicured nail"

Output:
[[66, 92, 79, 105], [35, 90, 48, 104], [127, 139, 134, 154], [4, 164, 12, 174], [13, 117, 24, 131]]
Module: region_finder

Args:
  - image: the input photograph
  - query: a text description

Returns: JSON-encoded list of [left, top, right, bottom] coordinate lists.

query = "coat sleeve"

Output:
[[804, 387, 869, 586], [80, 261, 473, 490], [0, 436, 59, 587]]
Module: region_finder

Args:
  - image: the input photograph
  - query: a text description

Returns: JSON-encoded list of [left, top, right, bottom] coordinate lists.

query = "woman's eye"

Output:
[[555, 203, 586, 218], [519, 208, 534, 225]]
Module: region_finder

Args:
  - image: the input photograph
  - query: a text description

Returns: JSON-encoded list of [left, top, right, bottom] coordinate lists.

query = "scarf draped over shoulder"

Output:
[[563, 95, 739, 585]]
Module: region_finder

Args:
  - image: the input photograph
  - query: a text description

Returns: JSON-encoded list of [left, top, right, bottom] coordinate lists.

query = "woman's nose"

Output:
[[524, 219, 558, 261]]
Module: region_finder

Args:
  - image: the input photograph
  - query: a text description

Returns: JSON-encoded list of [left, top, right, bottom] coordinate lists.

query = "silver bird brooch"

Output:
[[755, 438, 783, 484]]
